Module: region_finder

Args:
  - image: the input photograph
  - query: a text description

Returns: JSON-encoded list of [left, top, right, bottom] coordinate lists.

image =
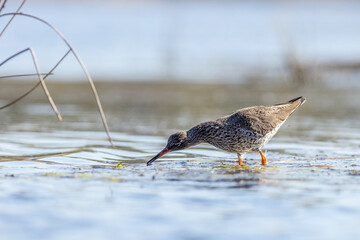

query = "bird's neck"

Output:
[[186, 121, 215, 146]]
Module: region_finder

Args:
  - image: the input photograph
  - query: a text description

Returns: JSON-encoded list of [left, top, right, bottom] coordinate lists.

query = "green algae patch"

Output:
[[310, 167, 320, 172], [101, 176, 122, 182], [349, 170, 360, 176], [219, 164, 264, 173], [230, 165, 253, 170], [41, 173, 71, 178], [308, 165, 335, 172], [313, 165, 333, 169], [74, 173, 93, 178], [40, 172, 93, 179]]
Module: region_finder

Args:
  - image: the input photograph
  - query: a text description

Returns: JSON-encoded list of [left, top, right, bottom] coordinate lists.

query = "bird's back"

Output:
[[224, 96, 305, 135], [203, 96, 305, 153]]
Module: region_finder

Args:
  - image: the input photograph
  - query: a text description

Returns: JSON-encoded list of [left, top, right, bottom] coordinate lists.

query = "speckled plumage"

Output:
[[147, 96, 306, 166]]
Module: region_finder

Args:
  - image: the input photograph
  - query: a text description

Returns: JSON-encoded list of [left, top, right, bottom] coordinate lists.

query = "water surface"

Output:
[[0, 82, 360, 239]]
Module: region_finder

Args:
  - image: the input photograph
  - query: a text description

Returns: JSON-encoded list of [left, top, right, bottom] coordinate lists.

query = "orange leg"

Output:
[[259, 150, 267, 165], [238, 155, 243, 166]]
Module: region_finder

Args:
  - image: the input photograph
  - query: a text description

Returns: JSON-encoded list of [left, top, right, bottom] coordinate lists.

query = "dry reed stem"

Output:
[[0, 48, 63, 121], [0, 0, 8, 14], [0, 12, 114, 145], [0, 48, 62, 120], [0, 73, 53, 79], [29, 47, 62, 121], [0, 0, 25, 38], [0, 49, 71, 111]]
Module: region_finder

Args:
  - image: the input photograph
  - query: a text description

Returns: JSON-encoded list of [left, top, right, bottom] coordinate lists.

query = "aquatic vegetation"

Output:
[[40, 172, 70, 178], [349, 170, 360, 176], [0, 0, 113, 145], [100, 176, 122, 182]]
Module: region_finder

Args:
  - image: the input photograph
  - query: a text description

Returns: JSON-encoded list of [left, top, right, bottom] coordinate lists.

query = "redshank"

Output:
[[147, 96, 305, 166]]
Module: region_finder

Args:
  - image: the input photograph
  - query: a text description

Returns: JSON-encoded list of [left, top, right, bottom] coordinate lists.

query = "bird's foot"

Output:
[[259, 150, 267, 165], [238, 155, 243, 166]]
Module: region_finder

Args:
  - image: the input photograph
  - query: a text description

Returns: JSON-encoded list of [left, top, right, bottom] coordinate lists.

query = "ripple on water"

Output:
[[1, 85, 360, 239]]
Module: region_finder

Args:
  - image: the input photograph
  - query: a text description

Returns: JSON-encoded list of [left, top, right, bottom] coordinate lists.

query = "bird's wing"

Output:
[[222, 97, 305, 136], [224, 106, 286, 135]]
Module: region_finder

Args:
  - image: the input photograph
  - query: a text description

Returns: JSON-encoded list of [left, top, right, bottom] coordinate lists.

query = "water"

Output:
[[1, 81, 360, 239], [1, 0, 360, 81]]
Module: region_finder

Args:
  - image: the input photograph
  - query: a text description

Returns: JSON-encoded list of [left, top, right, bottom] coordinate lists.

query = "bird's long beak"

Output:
[[146, 148, 170, 166]]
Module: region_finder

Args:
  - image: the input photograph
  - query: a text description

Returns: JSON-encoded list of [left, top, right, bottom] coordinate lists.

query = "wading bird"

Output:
[[147, 96, 305, 166]]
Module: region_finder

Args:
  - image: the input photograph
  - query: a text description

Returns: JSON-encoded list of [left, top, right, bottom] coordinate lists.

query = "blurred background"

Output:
[[1, 0, 360, 85]]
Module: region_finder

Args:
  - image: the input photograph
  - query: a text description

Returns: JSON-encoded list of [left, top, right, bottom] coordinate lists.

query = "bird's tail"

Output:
[[273, 96, 306, 118], [276, 96, 306, 106]]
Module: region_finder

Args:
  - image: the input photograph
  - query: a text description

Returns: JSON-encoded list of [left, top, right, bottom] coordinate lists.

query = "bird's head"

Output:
[[165, 131, 188, 151], [146, 131, 188, 166]]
